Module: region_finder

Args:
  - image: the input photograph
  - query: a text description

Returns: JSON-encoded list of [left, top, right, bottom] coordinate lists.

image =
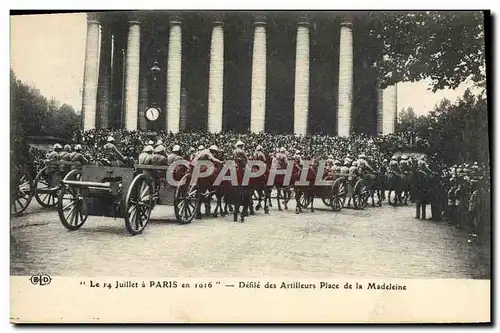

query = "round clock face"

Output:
[[145, 107, 160, 121]]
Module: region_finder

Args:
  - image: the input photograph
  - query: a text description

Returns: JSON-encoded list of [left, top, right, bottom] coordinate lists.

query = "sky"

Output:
[[10, 12, 482, 116]]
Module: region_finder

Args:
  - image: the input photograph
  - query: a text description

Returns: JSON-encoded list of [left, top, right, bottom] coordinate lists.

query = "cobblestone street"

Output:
[[10, 199, 490, 279]]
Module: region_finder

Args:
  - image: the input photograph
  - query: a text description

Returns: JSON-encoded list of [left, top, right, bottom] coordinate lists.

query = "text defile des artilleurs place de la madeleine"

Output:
[[85, 280, 408, 291]]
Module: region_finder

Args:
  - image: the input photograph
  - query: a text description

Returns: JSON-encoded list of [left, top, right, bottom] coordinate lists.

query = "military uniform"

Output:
[[167, 153, 183, 165], [233, 147, 248, 169]]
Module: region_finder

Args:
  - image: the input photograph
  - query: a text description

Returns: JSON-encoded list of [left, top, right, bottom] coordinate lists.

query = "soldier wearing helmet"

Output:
[[138, 145, 154, 165], [399, 154, 411, 174], [151, 145, 168, 166], [167, 145, 183, 164], [233, 140, 248, 169], [253, 145, 266, 163], [192, 145, 222, 165], [47, 143, 62, 161], [70, 144, 88, 168], [357, 153, 374, 175], [273, 147, 288, 169], [103, 136, 126, 164], [59, 144, 73, 161], [387, 156, 401, 177]]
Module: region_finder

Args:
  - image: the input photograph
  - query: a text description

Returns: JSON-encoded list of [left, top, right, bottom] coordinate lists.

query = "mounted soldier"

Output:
[[167, 145, 183, 164], [59, 144, 72, 161], [253, 145, 267, 163], [138, 145, 154, 165], [70, 144, 88, 169]]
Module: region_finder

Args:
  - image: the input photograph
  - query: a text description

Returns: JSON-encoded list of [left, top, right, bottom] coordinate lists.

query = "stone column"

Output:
[[138, 60, 149, 131], [207, 19, 224, 133], [376, 86, 383, 135], [123, 20, 141, 131], [337, 18, 353, 137], [97, 25, 112, 129], [382, 84, 397, 135], [166, 19, 182, 134], [81, 17, 100, 131], [293, 18, 310, 135], [250, 17, 267, 133]]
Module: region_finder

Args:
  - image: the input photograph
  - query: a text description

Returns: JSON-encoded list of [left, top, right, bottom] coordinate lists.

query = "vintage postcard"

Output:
[[9, 10, 491, 323]]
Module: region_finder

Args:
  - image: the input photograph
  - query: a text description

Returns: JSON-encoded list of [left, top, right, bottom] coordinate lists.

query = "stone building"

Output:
[[81, 11, 397, 136]]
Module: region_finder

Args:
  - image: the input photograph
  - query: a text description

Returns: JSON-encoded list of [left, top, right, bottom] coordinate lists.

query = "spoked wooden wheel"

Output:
[[58, 185, 88, 231], [11, 171, 33, 216], [174, 180, 200, 224], [321, 197, 332, 207], [299, 193, 313, 208], [34, 167, 59, 208], [353, 180, 369, 210], [330, 178, 347, 212], [125, 174, 153, 235]]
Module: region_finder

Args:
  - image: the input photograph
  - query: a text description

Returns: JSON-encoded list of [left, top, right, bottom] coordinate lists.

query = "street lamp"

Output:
[[144, 59, 163, 125]]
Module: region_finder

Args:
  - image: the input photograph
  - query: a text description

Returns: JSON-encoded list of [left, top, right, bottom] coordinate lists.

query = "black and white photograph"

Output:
[[9, 9, 491, 323]]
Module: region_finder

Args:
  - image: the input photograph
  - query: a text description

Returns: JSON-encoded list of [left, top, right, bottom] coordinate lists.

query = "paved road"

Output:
[[10, 199, 490, 279]]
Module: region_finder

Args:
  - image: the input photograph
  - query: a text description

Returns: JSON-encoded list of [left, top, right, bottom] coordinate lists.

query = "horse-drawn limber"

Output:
[[10, 164, 34, 216], [10, 160, 81, 216], [56, 161, 198, 235], [297, 171, 369, 212]]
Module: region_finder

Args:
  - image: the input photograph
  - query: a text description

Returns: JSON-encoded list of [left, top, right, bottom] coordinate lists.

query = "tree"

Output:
[[366, 11, 486, 92]]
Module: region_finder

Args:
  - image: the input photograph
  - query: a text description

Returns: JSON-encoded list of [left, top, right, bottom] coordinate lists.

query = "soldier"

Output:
[[325, 154, 336, 171], [156, 139, 164, 148], [59, 144, 72, 161], [138, 145, 154, 165], [46, 144, 62, 161], [417, 156, 433, 176], [151, 145, 168, 166], [399, 155, 411, 174], [273, 147, 288, 169], [167, 145, 183, 164], [253, 145, 267, 163], [70, 144, 88, 168], [192, 145, 222, 165], [387, 156, 401, 176], [103, 136, 126, 162], [357, 153, 375, 176], [233, 140, 248, 169], [292, 149, 303, 167]]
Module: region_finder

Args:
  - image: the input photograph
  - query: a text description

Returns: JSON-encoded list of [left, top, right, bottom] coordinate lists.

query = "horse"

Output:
[[292, 160, 319, 214], [248, 156, 273, 215]]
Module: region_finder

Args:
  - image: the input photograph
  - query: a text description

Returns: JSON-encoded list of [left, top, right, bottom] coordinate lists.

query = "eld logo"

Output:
[[30, 274, 52, 286]]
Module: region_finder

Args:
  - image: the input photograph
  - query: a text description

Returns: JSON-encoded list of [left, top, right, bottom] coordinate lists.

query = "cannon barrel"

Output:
[[63, 180, 111, 188]]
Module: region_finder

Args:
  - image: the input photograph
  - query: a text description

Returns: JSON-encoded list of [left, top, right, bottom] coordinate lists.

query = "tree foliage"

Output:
[[10, 69, 81, 151], [397, 89, 489, 166], [367, 11, 486, 92]]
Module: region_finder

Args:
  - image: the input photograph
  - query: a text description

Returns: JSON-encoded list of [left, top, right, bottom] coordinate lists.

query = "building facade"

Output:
[[81, 11, 398, 136]]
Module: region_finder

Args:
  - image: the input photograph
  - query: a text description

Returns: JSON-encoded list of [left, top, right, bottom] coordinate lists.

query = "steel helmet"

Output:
[[54, 143, 62, 150], [209, 145, 218, 151], [401, 155, 408, 160], [172, 145, 181, 152], [235, 140, 244, 147], [107, 136, 115, 142], [156, 139, 163, 146], [147, 140, 154, 145], [328, 155, 334, 159], [279, 147, 286, 153], [74, 144, 82, 151], [143, 145, 153, 153], [358, 153, 366, 159], [198, 145, 205, 151], [63, 144, 72, 151], [154, 145, 165, 153], [256, 145, 263, 151]]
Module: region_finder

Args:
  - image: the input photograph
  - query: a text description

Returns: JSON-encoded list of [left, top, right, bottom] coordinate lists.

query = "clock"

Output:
[[145, 107, 160, 122]]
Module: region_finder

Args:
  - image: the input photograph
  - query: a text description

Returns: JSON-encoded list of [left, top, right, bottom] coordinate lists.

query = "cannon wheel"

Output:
[[353, 179, 369, 210], [34, 166, 59, 208], [11, 170, 33, 216], [57, 185, 88, 231], [299, 193, 313, 208], [330, 178, 347, 212], [125, 174, 154, 235], [174, 178, 200, 224]]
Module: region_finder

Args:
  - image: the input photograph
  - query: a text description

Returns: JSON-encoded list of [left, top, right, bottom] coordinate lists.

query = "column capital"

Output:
[[253, 12, 267, 26], [297, 16, 310, 27], [212, 12, 224, 26], [169, 12, 182, 25], [340, 14, 354, 28], [86, 11, 101, 23]]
